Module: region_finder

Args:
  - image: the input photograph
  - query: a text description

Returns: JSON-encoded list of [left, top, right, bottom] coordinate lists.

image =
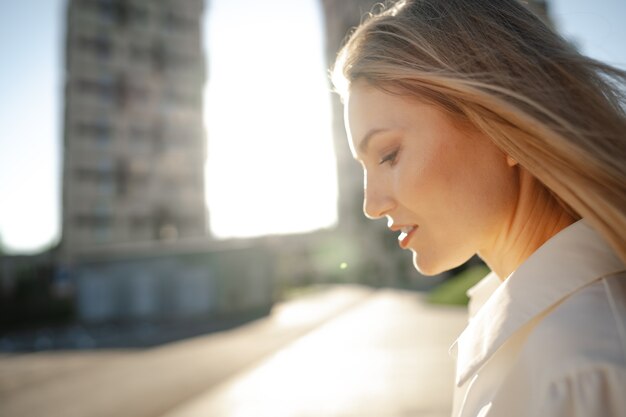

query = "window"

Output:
[[77, 35, 112, 59]]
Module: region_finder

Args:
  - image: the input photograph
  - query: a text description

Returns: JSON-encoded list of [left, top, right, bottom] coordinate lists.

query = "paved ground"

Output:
[[0, 285, 467, 417]]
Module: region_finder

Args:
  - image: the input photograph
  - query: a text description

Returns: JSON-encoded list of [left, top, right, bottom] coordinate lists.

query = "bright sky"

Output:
[[0, 0, 624, 253]]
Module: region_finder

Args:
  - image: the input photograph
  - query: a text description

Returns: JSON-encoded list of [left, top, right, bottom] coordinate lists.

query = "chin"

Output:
[[412, 251, 445, 276], [412, 250, 470, 276]]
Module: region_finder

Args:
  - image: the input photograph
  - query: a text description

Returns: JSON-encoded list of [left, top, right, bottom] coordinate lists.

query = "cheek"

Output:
[[430, 133, 514, 222], [397, 134, 516, 273], [395, 137, 456, 216]]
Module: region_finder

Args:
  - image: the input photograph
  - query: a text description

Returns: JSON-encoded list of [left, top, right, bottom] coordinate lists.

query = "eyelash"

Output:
[[379, 149, 399, 166]]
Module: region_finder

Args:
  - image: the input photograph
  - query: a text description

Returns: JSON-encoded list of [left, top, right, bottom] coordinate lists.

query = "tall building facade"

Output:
[[321, 0, 378, 234], [321, 0, 415, 287], [61, 0, 207, 261]]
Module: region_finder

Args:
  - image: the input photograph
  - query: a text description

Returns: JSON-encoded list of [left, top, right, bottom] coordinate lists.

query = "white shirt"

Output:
[[450, 219, 626, 417]]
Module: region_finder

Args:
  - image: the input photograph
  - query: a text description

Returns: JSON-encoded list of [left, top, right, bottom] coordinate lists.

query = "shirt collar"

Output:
[[450, 219, 626, 387]]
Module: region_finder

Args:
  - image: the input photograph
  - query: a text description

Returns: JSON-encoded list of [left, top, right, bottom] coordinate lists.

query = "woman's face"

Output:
[[344, 81, 519, 275]]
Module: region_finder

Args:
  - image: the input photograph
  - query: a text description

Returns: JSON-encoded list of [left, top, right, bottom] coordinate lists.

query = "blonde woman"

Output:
[[331, 0, 626, 416]]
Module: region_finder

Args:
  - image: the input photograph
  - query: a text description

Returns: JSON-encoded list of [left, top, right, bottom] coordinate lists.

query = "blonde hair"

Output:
[[331, 0, 626, 263]]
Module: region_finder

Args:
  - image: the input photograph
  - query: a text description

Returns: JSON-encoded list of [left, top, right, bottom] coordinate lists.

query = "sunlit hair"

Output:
[[331, 0, 626, 263]]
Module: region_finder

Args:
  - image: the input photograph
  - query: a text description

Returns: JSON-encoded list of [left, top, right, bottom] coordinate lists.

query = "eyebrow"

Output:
[[358, 128, 394, 154], [359, 129, 394, 154]]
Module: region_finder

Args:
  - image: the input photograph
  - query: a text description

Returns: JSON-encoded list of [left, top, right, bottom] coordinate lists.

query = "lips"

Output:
[[397, 226, 417, 249]]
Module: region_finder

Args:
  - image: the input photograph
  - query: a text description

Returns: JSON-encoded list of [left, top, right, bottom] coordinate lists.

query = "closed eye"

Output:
[[379, 149, 399, 165]]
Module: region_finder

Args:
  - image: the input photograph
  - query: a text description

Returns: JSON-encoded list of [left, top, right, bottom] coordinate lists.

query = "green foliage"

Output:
[[279, 284, 329, 302], [427, 264, 491, 306]]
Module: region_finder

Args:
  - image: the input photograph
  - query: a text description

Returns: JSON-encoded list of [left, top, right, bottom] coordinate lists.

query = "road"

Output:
[[0, 285, 467, 417]]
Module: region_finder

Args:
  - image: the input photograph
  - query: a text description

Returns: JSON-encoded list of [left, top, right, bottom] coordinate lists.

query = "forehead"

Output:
[[346, 82, 401, 123], [344, 82, 415, 153]]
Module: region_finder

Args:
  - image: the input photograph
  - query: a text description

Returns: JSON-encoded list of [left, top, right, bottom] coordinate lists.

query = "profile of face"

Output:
[[345, 81, 519, 275]]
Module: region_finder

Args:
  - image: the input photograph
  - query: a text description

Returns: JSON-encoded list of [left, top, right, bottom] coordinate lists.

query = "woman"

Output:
[[330, 0, 626, 416]]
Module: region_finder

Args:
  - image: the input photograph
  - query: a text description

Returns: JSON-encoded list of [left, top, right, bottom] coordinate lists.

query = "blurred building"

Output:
[[321, 0, 429, 288], [321, 0, 378, 235], [52, 0, 281, 326], [61, 0, 208, 262], [72, 238, 274, 323]]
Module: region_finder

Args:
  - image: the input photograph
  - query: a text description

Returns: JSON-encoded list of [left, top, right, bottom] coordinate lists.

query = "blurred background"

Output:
[[0, 1, 624, 416]]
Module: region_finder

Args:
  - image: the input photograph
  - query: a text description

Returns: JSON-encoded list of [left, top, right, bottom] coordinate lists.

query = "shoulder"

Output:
[[488, 363, 626, 417], [542, 366, 626, 416], [520, 273, 626, 377], [488, 275, 626, 416], [500, 272, 626, 415]]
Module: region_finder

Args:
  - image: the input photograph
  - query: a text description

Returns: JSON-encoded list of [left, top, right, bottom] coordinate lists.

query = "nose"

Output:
[[362, 171, 394, 220]]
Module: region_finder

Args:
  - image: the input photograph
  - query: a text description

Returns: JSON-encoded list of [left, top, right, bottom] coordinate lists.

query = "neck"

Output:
[[479, 168, 577, 281]]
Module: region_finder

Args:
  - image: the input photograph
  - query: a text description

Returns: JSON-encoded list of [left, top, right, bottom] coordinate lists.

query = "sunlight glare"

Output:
[[203, 0, 337, 239]]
